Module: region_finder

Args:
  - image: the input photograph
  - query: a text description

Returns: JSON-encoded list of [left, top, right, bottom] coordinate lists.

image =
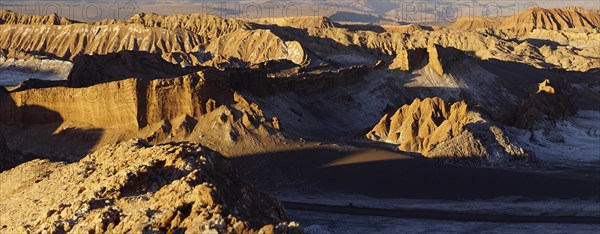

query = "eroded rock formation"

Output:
[[0, 139, 301, 233], [514, 79, 577, 128], [367, 97, 528, 159], [0, 24, 202, 60], [0, 10, 75, 25]]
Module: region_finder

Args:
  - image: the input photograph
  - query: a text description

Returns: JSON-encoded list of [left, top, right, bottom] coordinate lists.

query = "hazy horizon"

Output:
[[0, 0, 598, 23]]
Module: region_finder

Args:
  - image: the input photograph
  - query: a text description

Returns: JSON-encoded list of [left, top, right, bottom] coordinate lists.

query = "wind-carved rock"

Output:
[[0, 10, 75, 25], [367, 97, 528, 159], [391, 45, 465, 76]]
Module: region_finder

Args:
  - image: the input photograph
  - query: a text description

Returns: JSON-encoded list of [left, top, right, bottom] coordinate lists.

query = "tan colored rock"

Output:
[[499, 7, 600, 36], [367, 97, 528, 159], [0, 10, 74, 25], [0, 139, 301, 233], [205, 29, 309, 65], [0, 24, 202, 60], [249, 16, 336, 29], [97, 12, 250, 43], [449, 16, 503, 31]]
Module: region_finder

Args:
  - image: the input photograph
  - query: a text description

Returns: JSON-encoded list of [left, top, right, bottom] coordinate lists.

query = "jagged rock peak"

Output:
[[0, 139, 302, 233], [514, 79, 576, 128], [367, 97, 528, 160], [0, 10, 76, 25], [448, 7, 600, 34], [110, 12, 251, 40], [249, 16, 337, 29]]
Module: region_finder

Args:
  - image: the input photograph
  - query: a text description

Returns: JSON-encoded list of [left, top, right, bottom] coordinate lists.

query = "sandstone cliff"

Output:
[[0, 70, 282, 157], [0, 139, 301, 233], [367, 97, 528, 159]]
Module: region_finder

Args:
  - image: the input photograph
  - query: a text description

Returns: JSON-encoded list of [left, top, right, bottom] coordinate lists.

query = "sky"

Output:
[[0, 0, 598, 22]]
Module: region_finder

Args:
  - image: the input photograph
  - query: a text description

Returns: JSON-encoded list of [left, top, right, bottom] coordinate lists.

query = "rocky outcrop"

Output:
[[389, 48, 427, 71], [0, 24, 202, 60], [514, 79, 577, 128], [249, 16, 337, 29], [449, 16, 503, 31], [449, 7, 600, 36], [426, 45, 466, 76], [367, 97, 528, 159], [67, 51, 202, 87], [0, 10, 75, 25], [0, 139, 301, 233], [1, 71, 229, 130], [0, 70, 282, 157], [390, 45, 464, 75], [499, 7, 600, 36], [97, 13, 250, 43], [205, 29, 308, 66]]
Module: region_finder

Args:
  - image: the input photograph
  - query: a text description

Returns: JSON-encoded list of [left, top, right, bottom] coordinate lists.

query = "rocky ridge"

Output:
[[0, 10, 75, 25], [0, 139, 301, 233], [367, 97, 528, 160]]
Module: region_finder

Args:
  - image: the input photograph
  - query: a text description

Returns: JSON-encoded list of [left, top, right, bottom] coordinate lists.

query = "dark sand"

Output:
[[232, 145, 600, 200]]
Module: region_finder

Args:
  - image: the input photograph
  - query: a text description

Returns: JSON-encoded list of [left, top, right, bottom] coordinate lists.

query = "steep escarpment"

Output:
[[0, 10, 75, 25], [0, 24, 202, 60], [514, 79, 577, 128], [0, 70, 282, 157], [0, 139, 300, 233], [367, 97, 528, 159]]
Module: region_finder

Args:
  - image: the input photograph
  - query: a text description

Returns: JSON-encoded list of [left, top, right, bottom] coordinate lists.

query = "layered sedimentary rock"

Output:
[[0, 139, 300, 233], [514, 79, 577, 128], [0, 70, 281, 157], [0, 24, 201, 60], [0, 10, 75, 25], [367, 97, 527, 159], [1, 71, 231, 129]]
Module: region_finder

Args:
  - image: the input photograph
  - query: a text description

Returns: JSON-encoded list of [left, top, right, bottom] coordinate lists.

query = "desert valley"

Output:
[[0, 2, 599, 233]]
